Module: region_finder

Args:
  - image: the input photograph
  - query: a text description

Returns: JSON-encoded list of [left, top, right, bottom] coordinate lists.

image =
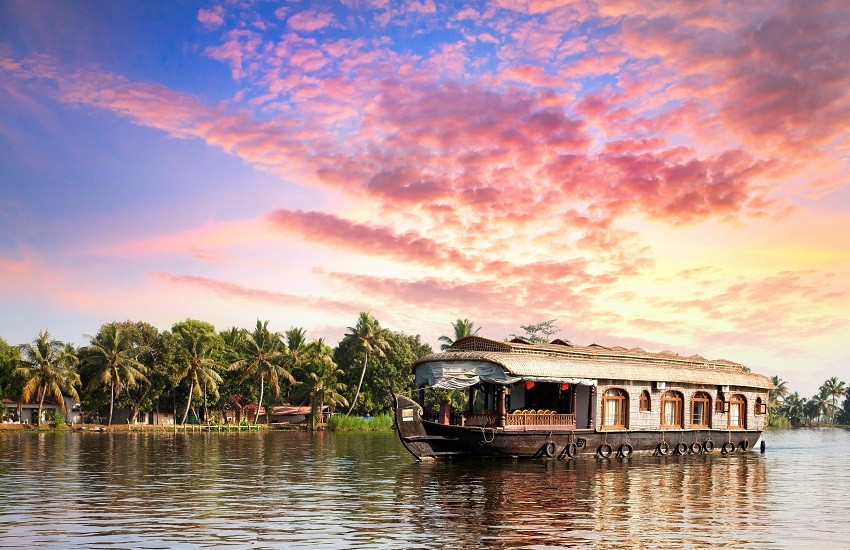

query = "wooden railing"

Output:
[[464, 412, 576, 427], [506, 412, 575, 427]]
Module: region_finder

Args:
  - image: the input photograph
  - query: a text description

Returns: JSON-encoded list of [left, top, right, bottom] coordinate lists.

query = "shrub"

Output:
[[329, 414, 395, 432], [49, 410, 66, 427]]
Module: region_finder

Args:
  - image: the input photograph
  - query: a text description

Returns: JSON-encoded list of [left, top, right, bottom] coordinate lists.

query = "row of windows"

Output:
[[602, 389, 755, 430]]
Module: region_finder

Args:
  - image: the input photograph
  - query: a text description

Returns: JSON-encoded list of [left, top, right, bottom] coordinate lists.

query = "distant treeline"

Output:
[[0, 313, 432, 430], [768, 376, 850, 428]]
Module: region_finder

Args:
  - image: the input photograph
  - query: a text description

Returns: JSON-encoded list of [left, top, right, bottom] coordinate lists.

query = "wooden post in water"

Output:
[[586, 385, 596, 429]]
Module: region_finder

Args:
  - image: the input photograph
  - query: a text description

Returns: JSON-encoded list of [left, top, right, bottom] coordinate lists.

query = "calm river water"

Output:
[[1, 428, 848, 548]]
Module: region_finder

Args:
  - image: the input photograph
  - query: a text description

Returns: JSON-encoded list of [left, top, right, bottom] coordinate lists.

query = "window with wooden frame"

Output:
[[755, 397, 766, 415], [715, 394, 726, 413], [602, 388, 628, 429], [691, 392, 711, 428], [639, 390, 651, 412], [660, 391, 684, 428], [728, 394, 746, 429]]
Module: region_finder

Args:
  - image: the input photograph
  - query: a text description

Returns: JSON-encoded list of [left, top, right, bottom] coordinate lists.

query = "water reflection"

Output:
[[0, 429, 847, 548], [395, 453, 771, 548]]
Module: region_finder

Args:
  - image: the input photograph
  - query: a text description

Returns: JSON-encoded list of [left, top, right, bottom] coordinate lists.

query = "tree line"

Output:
[[0, 312, 431, 430], [768, 375, 850, 427]]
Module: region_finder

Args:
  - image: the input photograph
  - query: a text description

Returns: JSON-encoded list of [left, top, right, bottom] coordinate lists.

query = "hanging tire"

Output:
[[721, 441, 735, 454], [656, 441, 670, 456], [618, 444, 633, 458], [565, 442, 578, 458], [674, 442, 688, 455], [690, 442, 702, 454], [703, 440, 715, 453], [597, 443, 612, 458], [543, 441, 556, 458], [740, 439, 750, 452]]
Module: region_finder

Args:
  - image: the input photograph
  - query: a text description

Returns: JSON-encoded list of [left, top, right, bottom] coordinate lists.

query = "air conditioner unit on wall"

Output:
[[654, 381, 666, 390], [719, 385, 730, 393]]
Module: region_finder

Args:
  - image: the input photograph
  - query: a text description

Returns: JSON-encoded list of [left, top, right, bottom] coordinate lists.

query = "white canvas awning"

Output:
[[415, 360, 597, 390]]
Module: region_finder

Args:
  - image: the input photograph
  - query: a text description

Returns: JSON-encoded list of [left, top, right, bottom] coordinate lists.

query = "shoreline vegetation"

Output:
[[0, 414, 398, 433], [2, 317, 848, 433]]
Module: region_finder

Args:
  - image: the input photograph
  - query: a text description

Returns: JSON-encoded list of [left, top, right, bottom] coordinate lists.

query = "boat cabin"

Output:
[[413, 336, 771, 433]]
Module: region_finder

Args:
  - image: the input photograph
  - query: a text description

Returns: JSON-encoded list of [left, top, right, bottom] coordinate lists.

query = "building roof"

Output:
[[414, 336, 772, 390]]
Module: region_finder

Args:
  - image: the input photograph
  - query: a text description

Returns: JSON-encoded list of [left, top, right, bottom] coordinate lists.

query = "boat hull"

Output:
[[394, 393, 764, 460]]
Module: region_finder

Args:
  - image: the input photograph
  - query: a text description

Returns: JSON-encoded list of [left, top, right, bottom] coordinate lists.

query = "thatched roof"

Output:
[[414, 336, 772, 390]]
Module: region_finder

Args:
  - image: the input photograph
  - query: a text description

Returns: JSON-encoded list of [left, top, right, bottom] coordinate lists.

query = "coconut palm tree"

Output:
[[821, 377, 847, 425], [291, 339, 348, 430], [16, 330, 80, 426], [176, 327, 222, 424], [768, 375, 789, 413], [230, 320, 294, 424], [438, 319, 481, 350], [83, 323, 149, 425], [781, 392, 806, 426], [345, 312, 389, 414]]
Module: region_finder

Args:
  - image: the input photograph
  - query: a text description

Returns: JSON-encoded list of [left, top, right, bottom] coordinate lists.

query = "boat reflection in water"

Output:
[[394, 452, 769, 547]]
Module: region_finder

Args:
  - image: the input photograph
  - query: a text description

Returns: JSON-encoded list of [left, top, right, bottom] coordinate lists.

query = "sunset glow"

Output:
[[1, 0, 848, 395]]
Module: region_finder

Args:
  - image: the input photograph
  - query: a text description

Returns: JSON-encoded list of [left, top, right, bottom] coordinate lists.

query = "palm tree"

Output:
[[821, 377, 847, 425], [345, 312, 389, 414], [16, 330, 80, 426], [768, 375, 789, 413], [782, 392, 806, 426], [291, 339, 348, 430], [230, 320, 294, 425], [438, 319, 481, 350], [83, 323, 149, 425], [176, 328, 222, 425]]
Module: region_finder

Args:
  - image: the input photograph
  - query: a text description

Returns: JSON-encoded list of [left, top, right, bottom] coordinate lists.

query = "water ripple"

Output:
[[1, 429, 848, 548]]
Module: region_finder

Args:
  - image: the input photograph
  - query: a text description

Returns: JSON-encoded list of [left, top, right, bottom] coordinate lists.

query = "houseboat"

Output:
[[394, 336, 772, 460]]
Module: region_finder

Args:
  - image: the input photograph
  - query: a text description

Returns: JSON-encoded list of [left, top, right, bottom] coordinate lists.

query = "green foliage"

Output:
[[16, 330, 81, 427], [81, 322, 149, 425], [510, 319, 562, 343], [329, 414, 394, 432], [767, 411, 792, 428], [171, 320, 223, 424], [48, 409, 65, 426], [0, 336, 19, 400], [438, 319, 481, 350], [230, 320, 294, 424], [290, 337, 348, 430], [336, 325, 431, 416]]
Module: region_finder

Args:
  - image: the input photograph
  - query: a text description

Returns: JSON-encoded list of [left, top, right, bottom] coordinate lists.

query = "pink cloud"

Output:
[[155, 273, 357, 313], [197, 6, 225, 29], [287, 9, 338, 32]]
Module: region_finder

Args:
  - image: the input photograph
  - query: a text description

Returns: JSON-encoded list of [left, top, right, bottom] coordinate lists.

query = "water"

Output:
[[0, 428, 848, 548]]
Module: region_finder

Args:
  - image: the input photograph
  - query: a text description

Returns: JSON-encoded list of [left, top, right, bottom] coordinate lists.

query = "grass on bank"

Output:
[[329, 414, 394, 432]]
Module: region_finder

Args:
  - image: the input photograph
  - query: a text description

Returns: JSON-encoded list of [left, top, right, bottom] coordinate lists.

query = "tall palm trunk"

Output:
[[182, 378, 195, 424], [37, 385, 46, 427], [108, 379, 116, 425], [347, 351, 369, 415], [256, 373, 265, 425]]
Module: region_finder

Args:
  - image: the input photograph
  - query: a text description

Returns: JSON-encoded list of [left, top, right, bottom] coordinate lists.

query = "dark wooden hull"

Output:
[[394, 394, 764, 460]]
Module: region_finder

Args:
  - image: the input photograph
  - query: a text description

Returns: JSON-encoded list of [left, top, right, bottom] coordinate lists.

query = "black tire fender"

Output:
[[703, 440, 715, 453], [565, 442, 578, 458], [657, 441, 669, 456], [690, 442, 702, 454], [721, 441, 735, 454], [618, 443, 633, 458], [674, 442, 688, 455], [597, 443, 612, 458], [543, 441, 556, 458]]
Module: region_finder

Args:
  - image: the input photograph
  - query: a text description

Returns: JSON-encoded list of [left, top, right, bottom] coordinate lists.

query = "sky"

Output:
[[1, 0, 849, 397]]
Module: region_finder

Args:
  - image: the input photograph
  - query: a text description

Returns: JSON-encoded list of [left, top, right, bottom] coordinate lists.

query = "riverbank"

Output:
[[0, 414, 396, 433]]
